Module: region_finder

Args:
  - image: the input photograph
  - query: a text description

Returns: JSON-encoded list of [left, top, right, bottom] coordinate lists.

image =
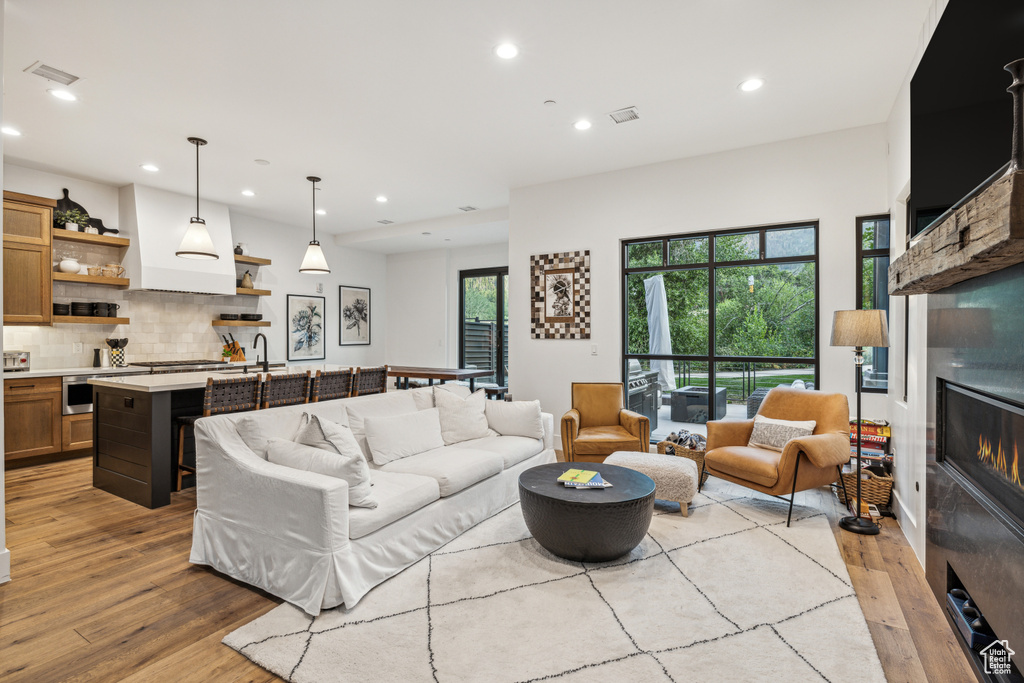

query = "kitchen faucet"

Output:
[[253, 333, 269, 373]]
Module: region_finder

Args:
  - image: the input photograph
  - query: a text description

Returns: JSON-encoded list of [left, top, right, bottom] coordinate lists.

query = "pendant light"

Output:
[[299, 175, 331, 273], [176, 136, 219, 260]]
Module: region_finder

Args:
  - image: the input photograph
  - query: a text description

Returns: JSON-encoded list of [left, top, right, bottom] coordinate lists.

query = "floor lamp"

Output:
[[830, 309, 889, 535]]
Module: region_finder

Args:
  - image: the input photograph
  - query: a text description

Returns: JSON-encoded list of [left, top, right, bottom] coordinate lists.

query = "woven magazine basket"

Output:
[[656, 441, 708, 483], [833, 467, 894, 506]]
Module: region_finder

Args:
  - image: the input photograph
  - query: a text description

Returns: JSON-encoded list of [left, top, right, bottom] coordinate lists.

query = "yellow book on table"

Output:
[[557, 469, 598, 484]]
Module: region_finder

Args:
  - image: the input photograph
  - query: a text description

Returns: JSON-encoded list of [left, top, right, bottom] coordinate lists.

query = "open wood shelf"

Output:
[[53, 315, 130, 325], [212, 320, 271, 327], [53, 272, 130, 289], [235, 287, 271, 296], [51, 228, 130, 248], [234, 254, 271, 266]]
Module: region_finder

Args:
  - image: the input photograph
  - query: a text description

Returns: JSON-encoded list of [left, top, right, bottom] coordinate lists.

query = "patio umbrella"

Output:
[[644, 274, 675, 393]]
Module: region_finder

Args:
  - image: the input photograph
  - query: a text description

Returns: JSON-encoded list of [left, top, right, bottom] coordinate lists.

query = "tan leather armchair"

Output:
[[561, 382, 650, 463], [701, 387, 851, 525]]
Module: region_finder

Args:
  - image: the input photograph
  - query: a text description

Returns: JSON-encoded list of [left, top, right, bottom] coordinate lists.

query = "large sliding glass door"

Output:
[[460, 267, 508, 387], [623, 223, 819, 441]]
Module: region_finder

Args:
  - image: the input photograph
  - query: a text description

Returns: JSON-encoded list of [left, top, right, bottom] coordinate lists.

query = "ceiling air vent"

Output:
[[378, 219, 394, 225], [608, 106, 639, 124], [458, 206, 477, 212], [25, 62, 79, 86]]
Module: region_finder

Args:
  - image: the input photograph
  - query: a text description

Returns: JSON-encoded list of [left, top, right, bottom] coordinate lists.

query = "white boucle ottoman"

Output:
[[605, 451, 698, 516]]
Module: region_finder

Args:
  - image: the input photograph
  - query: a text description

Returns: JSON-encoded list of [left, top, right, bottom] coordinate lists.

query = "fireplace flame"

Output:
[[976, 435, 1023, 488]]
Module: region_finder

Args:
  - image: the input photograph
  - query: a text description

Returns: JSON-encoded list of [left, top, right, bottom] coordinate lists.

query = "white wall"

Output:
[[385, 242, 508, 368], [885, 0, 948, 564], [1, 7, 10, 586], [2, 164, 388, 368], [508, 124, 890, 445]]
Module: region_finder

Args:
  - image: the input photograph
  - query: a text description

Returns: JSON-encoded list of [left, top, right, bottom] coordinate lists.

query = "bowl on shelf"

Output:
[[239, 313, 263, 321], [53, 303, 70, 316], [220, 313, 240, 321]]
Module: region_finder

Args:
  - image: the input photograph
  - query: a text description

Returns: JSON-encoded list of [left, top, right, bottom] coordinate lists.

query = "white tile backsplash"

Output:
[[3, 288, 264, 369]]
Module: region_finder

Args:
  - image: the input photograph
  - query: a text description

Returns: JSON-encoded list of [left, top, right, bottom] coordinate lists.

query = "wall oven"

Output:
[[62, 375, 105, 415]]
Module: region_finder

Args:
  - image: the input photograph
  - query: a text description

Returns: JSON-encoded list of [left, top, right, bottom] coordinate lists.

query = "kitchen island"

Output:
[[89, 365, 352, 508]]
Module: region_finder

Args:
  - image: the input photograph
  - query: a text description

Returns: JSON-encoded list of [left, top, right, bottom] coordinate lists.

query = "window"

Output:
[[622, 223, 819, 442], [459, 268, 508, 387], [857, 215, 890, 392]]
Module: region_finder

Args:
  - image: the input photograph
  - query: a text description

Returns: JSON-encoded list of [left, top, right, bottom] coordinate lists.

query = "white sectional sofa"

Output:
[[189, 386, 555, 615]]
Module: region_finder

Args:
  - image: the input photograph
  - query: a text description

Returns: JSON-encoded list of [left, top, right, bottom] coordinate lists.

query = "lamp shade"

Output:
[[175, 217, 219, 260], [299, 241, 331, 273], [830, 309, 889, 348]]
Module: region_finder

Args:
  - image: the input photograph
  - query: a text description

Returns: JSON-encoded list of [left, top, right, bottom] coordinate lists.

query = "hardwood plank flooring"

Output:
[[1, 456, 975, 682]]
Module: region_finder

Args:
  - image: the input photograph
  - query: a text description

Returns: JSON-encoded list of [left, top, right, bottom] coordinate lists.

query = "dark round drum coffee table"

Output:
[[518, 462, 656, 562]]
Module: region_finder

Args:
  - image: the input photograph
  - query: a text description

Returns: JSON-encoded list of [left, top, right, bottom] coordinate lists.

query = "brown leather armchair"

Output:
[[561, 382, 650, 463], [700, 387, 851, 525]]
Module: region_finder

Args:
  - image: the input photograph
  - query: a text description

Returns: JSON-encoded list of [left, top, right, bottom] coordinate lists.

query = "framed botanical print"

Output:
[[339, 285, 371, 345], [287, 294, 326, 360]]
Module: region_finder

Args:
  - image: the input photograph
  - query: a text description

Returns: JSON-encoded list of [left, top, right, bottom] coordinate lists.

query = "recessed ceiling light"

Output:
[[254, 159, 270, 166], [739, 78, 765, 92], [544, 100, 556, 106], [48, 89, 77, 101], [140, 163, 159, 172], [422, 231, 432, 235], [241, 189, 255, 197], [495, 43, 519, 59], [376, 195, 388, 203], [2, 127, 22, 136], [573, 119, 592, 131], [315, 209, 326, 216]]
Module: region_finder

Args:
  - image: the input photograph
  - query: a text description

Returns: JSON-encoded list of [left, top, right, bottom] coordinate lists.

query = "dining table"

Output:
[[387, 365, 493, 392]]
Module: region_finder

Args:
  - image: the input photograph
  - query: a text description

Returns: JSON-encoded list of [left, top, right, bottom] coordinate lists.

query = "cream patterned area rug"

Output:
[[224, 479, 885, 683]]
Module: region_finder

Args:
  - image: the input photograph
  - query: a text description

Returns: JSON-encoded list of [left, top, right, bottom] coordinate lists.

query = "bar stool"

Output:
[[311, 368, 354, 402], [176, 374, 262, 491], [261, 371, 312, 409], [353, 365, 388, 396]]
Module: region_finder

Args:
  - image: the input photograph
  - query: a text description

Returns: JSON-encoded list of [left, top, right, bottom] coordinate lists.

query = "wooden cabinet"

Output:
[[62, 413, 93, 452], [4, 377, 62, 461], [3, 192, 56, 326]]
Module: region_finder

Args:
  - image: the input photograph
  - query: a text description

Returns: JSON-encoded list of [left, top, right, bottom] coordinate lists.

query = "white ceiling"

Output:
[[3, 0, 930, 251]]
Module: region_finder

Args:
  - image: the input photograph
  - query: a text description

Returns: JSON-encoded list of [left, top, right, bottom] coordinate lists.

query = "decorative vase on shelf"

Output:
[[58, 257, 81, 273], [240, 270, 254, 288], [234, 244, 244, 255]]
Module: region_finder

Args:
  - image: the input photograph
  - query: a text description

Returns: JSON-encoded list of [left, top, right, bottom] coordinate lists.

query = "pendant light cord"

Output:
[[311, 178, 317, 243], [195, 140, 201, 219]]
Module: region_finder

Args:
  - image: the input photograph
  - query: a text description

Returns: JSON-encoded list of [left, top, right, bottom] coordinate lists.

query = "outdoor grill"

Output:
[[627, 360, 659, 431]]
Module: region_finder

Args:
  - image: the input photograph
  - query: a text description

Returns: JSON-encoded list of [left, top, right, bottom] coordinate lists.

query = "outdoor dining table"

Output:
[[387, 365, 493, 392]]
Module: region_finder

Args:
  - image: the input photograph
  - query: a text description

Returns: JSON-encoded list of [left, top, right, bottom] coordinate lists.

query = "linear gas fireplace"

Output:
[[939, 380, 1024, 531]]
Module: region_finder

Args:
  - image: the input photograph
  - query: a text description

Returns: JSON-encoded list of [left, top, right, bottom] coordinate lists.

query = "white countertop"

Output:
[[3, 366, 153, 379], [88, 364, 354, 392]]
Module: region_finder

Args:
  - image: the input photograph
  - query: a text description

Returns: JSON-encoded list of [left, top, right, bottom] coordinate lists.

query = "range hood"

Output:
[[120, 184, 236, 295]]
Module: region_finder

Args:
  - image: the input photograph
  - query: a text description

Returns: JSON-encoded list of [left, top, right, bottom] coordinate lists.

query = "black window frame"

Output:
[[458, 267, 508, 387], [856, 214, 891, 394]]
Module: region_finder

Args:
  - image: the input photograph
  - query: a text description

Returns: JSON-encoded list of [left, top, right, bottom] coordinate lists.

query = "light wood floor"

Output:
[[1, 456, 975, 682]]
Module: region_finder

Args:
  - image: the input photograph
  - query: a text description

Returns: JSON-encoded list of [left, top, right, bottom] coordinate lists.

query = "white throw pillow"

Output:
[[433, 386, 490, 445], [484, 400, 544, 439], [408, 386, 435, 411], [434, 383, 472, 399], [265, 438, 377, 508], [345, 393, 419, 458], [364, 408, 445, 465], [296, 414, 367, 462], [236, 412, 308, 458], [748, 415, 816, 452]]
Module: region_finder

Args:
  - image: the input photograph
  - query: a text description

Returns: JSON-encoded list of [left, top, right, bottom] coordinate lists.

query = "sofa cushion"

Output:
[[364, 408, 445, 465], [380, 447, 503, 497], [450, 435, 544, 469], [409, 386, 435, 410], [706, 445, 782, 487], [236, 411, 312, 458], [348, 470, 441, 539], [748, 415, 816, 452], [435, 383, 471, 399], [433, 386, 490, 445], [344, 392, 419, 457], [265, 438, 377, 508], [484, 400, 544, 439], [296, 414, 367, 462], [572, 425, 639, 455]]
